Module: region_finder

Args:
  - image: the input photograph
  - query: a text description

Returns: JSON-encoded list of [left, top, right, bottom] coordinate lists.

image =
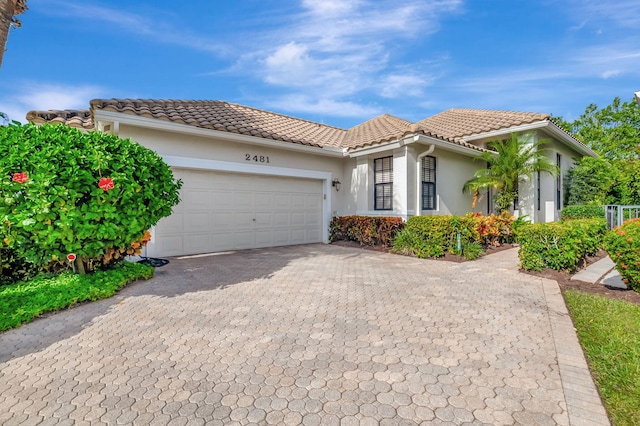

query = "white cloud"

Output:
[[0, 82, 104, 123], [266, 95, 382, 119], [39, 0, 225, 55], [242, 0, 462, 117], [570, 0, 640, 28]]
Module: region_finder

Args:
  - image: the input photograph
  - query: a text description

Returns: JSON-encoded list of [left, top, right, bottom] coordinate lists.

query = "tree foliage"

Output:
[[463, 133, 558, 213], [563, 97, 640, 161], [0, 123, 182, 275], [559, 96, 640, 206]]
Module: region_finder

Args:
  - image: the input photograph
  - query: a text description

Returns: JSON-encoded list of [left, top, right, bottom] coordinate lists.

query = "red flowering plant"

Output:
[[605, 217, 640, 291], [12, 172, 28, 183], [0, 122, 182, 278]]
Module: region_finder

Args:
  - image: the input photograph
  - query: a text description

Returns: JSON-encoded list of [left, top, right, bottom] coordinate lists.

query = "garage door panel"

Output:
[[234, 193, 254, 210], [291, 229, 306, 244], [255, 193, 274, 209], [212, 212, 235, 230], [151, 168, 324, 257], [184, 234, 210, 254], [235, 212, 255, 230], [235, 231, 255, 249], [306, 195, 322, 209], [255, 212, 273, 228], [291, 194, 306, 209], [291, 212, 306, 226], [306, 212, 321, 226], [157, 213, 183, 235], [183, 213, 209, 233], [255, 230, 273, 247], [274, 194, 290, 209], [273, 212, 290, 227], [212, 190, 235, 210]]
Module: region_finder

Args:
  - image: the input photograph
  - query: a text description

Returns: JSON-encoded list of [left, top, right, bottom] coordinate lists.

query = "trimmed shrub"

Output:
[[329, 216, 404, 247], [605, 218, 640, 291], [561, 205, 604, 220], [394, 215, 480, 259], [0, 123, 182, 276], [518, 218, 606, 271]]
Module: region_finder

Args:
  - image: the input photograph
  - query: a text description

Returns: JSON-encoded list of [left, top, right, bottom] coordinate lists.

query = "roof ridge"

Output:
[[442, 107, 550, 117]]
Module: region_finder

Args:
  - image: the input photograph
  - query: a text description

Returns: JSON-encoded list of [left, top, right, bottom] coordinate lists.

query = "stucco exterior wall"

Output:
[[118, 124, 348, 214]]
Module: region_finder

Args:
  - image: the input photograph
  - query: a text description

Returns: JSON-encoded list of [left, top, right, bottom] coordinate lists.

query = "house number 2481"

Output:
[[245, 154, 270, 163]]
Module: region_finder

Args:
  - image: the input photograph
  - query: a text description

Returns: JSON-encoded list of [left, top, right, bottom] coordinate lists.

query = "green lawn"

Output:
[[564, 290, 640, 426], [0, 262, 153, 332]]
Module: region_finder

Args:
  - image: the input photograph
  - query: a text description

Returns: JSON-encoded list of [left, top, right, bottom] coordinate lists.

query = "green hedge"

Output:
[[605, 218, 640, 291], [561, 205, 604, 220], [393, 215, 479, 258], [329, 216, 404, 247], [518, 218, 606, 271]]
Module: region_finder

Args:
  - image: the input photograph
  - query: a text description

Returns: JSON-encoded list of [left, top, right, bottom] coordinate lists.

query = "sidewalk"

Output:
[[572, 256, 627, 289]]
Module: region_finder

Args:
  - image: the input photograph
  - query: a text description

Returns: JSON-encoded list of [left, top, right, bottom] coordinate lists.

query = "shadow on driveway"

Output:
[[0, 244, 333, 363]]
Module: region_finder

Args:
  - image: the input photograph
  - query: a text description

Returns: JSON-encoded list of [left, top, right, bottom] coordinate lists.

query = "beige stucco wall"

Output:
[[345, 144, 483, 219], [118, 124, 349, 214]]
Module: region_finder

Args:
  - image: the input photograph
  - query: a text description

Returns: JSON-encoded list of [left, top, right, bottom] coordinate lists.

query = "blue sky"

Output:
[[1, 0, 639, 128]]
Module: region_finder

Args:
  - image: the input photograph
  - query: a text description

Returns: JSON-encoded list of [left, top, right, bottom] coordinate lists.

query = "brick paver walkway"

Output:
[[0, 245, 609, 425]]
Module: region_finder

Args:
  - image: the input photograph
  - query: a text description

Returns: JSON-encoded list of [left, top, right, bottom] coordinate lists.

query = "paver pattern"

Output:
[[0, 245, 608, 425]]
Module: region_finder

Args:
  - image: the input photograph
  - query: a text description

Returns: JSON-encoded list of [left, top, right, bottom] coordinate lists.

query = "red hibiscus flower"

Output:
[[12, 172, 28, 183], [99, 177, 114, 191]]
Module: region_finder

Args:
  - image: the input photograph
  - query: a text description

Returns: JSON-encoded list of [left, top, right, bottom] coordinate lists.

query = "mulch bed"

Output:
[[331, 241, 640, 306]]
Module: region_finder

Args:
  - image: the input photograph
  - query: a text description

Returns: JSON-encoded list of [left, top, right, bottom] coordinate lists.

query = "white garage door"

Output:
[[150, 169, 324, 257]]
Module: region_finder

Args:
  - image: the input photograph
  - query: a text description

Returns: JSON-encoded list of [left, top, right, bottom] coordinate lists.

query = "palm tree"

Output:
[[463, 133, 558, 213], [0, 0, 27, 69]]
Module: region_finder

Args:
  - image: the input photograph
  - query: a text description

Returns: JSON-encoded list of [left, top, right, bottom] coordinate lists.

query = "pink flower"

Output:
[[12, 172, 28, 183], [98, 177, 114, 191]]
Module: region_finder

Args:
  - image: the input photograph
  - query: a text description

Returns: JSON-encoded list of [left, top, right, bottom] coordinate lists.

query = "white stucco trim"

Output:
[[460, 120, 597, 158], [94, 110, 346, 158], [635, 91, 640, 107], [348, 134, 486, 158], [162, 154, 333, 244]]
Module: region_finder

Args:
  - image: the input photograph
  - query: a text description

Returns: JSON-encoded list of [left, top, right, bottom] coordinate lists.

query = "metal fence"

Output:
[[605, 205, 640, 229]]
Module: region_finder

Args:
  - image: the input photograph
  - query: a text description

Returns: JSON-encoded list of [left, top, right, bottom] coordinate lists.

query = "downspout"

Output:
[[415, 143, 435, 216]]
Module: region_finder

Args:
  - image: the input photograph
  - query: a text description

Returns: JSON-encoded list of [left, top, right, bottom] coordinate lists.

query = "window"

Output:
[[421, 156, 436, 210], [374, 156, 393, 210], [556, 153, 562, 209]]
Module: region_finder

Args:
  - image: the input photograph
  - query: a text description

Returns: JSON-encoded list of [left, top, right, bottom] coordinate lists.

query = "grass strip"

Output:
[[564, 290, 640, 426], [0, 262, 154, 332]]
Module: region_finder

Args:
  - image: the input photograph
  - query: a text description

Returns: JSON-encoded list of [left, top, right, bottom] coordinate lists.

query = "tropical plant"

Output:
[[463, 133, 558, 213], [0, 122, 182, 276]]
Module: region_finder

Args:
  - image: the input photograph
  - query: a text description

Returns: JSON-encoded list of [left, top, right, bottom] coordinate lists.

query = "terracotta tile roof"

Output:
[[26, 101, 566, 154], [90, 99, 346, 148], [25, 109, 93, 130], [341, 114, 413, 148], [418, 108, 550, 141]]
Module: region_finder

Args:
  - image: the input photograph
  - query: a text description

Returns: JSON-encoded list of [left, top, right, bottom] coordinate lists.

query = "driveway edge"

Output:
[[541, 278, 611, 426]]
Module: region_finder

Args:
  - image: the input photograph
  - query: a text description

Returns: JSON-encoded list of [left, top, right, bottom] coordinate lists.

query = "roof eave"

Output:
[[93, 109, 347, 158], [347, 133, 488, 158], [460, 120, 597, 158]]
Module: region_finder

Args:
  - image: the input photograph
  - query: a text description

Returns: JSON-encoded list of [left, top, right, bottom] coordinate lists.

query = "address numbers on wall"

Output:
[[245, 154, 270, 163]]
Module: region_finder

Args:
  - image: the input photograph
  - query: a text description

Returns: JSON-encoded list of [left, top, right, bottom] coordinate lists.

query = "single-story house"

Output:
[[27, 99, 596, 257]]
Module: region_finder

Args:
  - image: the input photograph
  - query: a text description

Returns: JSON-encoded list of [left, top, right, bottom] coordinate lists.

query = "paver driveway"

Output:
[[0, 244, 608, 425]]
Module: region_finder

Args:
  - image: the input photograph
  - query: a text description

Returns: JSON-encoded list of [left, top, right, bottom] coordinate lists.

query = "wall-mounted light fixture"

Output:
[[332, 178, 341, 192]]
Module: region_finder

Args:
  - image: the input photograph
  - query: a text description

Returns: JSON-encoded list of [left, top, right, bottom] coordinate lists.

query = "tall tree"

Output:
[[557, 96, 640, 206], [0, 0, 27, 69], [463, 133, 558, 213], [564, 97, 640, 161]]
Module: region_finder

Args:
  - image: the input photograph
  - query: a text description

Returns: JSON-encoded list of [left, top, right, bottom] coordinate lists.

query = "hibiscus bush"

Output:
[[0, 122, 182, 278], [604, 218, 640, 291]]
